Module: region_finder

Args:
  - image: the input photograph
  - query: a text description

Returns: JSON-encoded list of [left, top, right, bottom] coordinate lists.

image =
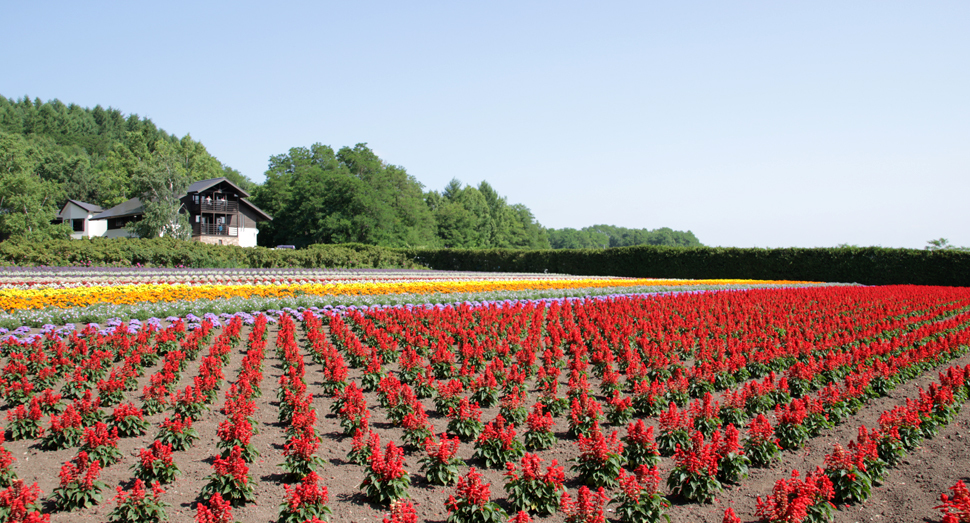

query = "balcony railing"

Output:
[[194, 223, 238, 237], [199, 201, 239, 213]]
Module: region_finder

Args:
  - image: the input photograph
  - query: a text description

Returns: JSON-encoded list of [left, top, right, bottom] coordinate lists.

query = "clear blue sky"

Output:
[[4, 1, 968, 248]]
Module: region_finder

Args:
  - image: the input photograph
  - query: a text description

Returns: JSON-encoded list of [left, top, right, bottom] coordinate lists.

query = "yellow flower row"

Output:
[[0, 278, 812, 313]]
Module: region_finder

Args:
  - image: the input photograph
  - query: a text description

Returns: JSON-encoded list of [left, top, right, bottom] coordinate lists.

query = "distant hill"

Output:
[[0, 94, 252, 210], [0, 95, 696, 251], [547, 224, 702, 249]]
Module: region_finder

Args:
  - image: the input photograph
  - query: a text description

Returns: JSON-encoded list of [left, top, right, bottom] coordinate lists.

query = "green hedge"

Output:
[[0, 238, 422, 269], [401, 245, 970, 287], [1, 238, 967, 287]]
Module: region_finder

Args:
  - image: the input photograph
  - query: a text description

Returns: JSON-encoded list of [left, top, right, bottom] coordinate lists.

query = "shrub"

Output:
[[81, 422, 123, 467], [383, 499, 418, 523], [560, 486, 609, 523], [717, 425, 749, 485], [613, 466, 670, 523], [200, 446, 256, 507], [447, 398, 484, 442], [107, 479, 169, 523], [360, 441, 410, 505], [666, 431, 721, 504], [5, 403, 43, 441], [277, 471, 331, 523], [420, 434, 464, 486], [51, 451, 107, 511], [774, 400, 809, 450], [111, 403, 150, 438], [606, 392, 634, 425], [155, 414, 198, 451], [195, 492, 235, 523], [41, 404, 84, 450], [0, 434, 16, 488], [348, 429, 378, 466], [623, 419, 660, 469], [400, 404, 434, 449], [823, 444, 871, 505], [755, 467, 835, 523], [171, 382, 210, 421], [567, 393, 603, 439], [281, 432, 326, 480], [133, 441, 181, 485], [571, 428, 624, 489], [445, 468, 507, 523], [524, 403, 557, 451], [656, 403, 691, 457], [745, 414, 780, 468], [503, 453, 565, 517], [499, 387, 529, 426], [0, 480, 46, 522], [473, 415, 525, 469]]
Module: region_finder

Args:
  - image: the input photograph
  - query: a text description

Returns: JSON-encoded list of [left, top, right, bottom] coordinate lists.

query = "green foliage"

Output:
[[524, 429, 556, 452], [200, 467, 255, 507], [825, 466, 872, 505], [745, 437, 780, 468], [0, 237, 426, 269], [0, 94, 253, 210], [717, 452, 749, 484], [125, 138, 192, 239], [548, 224, 701, 249], [419, 453, 464, 487], [41, 426, 83, 450], [107, 481, 170, 523], [447, 417, 484, 443], [399, 245, 970, 287], [775, 423, 809, 450], [0, 131, 72, 241], [472, 437, 525, 470], [666, 465, 721, 504]]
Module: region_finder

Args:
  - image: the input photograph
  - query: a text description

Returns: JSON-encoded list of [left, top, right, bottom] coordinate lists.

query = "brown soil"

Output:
[[5, 323, 969, 523]]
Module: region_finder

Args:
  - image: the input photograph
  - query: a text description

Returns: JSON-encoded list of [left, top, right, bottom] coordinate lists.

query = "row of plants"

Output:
[[0, 276, 796, 315], [0, 267, 608, 291], [756, 361, 970, 522], [3, 236, 970, 287], [1, 283, 969, 522], [0, 279, 822, 331]]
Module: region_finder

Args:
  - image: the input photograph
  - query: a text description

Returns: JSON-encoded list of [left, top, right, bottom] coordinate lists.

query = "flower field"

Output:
[[0, 270, 968, 523]]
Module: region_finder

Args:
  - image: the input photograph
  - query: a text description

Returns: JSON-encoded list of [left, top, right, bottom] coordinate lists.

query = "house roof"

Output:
[[91, 198, 145, 221], [186, 177, 251, 198], [91, 177, 271, 222], [241, 199, 273, 221], [59, 200, 103, 217]]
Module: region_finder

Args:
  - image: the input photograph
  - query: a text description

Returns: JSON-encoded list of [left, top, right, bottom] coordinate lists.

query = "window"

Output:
[[72, 219, 84, 232]]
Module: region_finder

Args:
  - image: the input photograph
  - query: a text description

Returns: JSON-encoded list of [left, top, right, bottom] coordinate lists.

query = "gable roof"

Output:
[[91, 197, 145, 221], [186, 177, 251, 197], [91, 178, 271, 222], [59, 200, 104, 216], [240, 199, 273, 221]]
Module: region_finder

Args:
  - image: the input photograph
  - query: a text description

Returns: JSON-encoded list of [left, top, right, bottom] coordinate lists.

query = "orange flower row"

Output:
[[0, 278, 815, 313]]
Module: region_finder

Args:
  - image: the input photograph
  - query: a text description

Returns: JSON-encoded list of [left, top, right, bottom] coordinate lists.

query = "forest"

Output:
[[547, 225, 701, 249], [0, 94, 700, 249]]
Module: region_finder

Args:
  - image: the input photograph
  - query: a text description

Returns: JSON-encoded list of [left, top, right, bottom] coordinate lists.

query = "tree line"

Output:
[[0, 94, 701, 249], [547, 225, 702, 249]]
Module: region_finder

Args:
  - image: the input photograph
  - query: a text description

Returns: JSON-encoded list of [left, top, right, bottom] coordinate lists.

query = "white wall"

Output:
[[61, 204, 106, 239], [239, 227, 259, 248], [88, 219, 107, 238]]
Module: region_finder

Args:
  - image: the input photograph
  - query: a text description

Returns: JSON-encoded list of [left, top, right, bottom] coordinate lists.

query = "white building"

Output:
[[57, 200, 107, 239], [70, 178, 271, 247]]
